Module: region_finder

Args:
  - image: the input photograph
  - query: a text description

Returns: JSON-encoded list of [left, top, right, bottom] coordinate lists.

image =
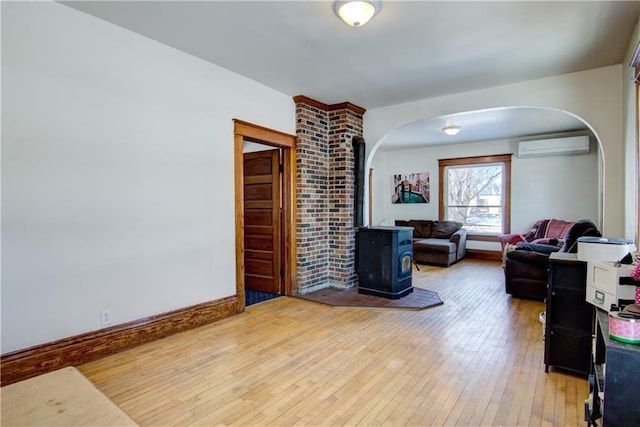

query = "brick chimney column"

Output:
[[327, 105, 365, 288], [293, 96, 365, 293]]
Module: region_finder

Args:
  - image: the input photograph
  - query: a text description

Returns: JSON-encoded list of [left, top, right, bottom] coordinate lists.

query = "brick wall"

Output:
[[295, 99, 330, 292], [294, 96, 365, 293]]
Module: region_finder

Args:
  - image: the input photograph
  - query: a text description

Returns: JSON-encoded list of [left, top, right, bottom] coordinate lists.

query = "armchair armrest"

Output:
[[498, 233, 526, 251], [450, 228, 467, 259]]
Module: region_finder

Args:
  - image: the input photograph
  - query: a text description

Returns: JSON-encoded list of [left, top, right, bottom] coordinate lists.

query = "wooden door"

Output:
[[243, 149, 282, 294]]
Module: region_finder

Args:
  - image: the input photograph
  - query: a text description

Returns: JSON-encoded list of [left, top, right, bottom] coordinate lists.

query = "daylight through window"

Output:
[[439, 154, 511, 235]]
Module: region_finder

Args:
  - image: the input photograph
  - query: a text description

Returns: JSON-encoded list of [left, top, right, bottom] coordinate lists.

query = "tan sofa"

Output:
[[395, 219, 467, 267]]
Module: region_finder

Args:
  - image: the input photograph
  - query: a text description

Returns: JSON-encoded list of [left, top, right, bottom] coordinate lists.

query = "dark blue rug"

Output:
[[246, 289, 281, 306]]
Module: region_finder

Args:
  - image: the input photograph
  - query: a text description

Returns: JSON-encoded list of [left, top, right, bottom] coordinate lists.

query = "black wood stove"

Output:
[[356, 226, 414, 299]]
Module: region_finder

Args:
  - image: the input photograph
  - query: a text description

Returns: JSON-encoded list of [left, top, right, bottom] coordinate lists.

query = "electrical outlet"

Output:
[[100, 309, 112, 326]]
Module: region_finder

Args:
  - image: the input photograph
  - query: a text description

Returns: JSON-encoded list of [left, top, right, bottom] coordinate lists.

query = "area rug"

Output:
[[1, 366, 138, 427], [246, 289, 281, 306], [294, 286, 443, 310]]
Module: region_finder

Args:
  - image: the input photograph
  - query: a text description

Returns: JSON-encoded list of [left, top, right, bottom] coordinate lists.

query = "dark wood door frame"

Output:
[[234, 119, 297, 313]]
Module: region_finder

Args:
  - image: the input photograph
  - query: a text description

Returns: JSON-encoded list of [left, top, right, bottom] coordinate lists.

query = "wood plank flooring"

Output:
[[79, 259, 588, 426]]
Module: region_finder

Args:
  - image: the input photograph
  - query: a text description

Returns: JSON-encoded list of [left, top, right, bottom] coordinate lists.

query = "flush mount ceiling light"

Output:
[[442, 125, 461, 136], [334, 1, 380, 27]]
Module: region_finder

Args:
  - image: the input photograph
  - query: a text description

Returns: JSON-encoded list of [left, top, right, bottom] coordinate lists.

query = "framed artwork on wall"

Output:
[[392, 172, 430, 204]]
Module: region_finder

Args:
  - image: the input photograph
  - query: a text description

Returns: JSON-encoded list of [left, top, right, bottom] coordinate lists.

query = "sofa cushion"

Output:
[[430, 221, 462, 239], [413, 238, 456, 254], [408, 220, 433, 239]]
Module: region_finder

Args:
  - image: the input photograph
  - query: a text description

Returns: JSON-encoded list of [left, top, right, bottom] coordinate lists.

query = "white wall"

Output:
[[364, 66, 624, 238], [1, 2, 295, 353], [622, 17, 640, 245], [371, 138, 599, 249]]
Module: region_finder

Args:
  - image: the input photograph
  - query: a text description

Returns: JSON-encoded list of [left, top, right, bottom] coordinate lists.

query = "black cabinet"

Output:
[[587, 309, 640, 426], [357, 226, 413, 299], [544, 253, 593, 375]]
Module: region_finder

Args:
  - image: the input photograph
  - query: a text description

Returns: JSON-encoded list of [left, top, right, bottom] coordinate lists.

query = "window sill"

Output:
[[466, 233, 500, 242]]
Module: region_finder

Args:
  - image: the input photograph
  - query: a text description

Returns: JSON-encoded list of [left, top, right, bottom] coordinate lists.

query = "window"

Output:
[[439, 154, 511, 235]]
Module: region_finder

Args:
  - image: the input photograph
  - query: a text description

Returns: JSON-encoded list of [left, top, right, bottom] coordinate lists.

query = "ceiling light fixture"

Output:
[[334, 1, 380, 27], [442, 125, 461, 136]]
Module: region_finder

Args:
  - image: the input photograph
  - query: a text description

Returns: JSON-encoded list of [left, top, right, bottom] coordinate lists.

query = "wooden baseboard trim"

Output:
[[0, 296, 238, 386], [466, 249, 503, 262]]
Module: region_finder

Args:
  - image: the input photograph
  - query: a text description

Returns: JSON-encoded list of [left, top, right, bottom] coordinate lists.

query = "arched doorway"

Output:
[[364, 106, 605, 251]]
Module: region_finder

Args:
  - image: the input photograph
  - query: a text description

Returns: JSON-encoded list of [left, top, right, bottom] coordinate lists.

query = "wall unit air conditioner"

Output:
[[518, 135, 590, 158]]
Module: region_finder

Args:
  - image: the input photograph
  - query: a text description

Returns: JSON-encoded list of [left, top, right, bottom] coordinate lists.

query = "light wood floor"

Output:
[[79, 259, 588, 426]]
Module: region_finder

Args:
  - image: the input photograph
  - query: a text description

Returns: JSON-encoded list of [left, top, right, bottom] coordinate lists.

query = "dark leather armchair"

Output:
[[505, 244, 561, 300], [504, 220, 601, 300]]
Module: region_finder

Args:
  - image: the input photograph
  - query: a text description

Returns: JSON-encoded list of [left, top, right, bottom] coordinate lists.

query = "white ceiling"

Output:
[[379, 106, 589, 150], [61, 1, 639, 148]]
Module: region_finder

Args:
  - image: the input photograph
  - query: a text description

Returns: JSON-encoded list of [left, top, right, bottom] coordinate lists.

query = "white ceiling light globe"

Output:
[[335, 1, 378, 27]]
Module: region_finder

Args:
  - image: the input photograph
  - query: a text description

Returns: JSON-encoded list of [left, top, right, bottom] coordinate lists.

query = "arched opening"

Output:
[[364, 106, 605, 254]]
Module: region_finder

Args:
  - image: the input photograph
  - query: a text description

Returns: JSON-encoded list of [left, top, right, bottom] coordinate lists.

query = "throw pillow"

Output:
[[408, 220, 433, 239], [431, 220, 462, 239]]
